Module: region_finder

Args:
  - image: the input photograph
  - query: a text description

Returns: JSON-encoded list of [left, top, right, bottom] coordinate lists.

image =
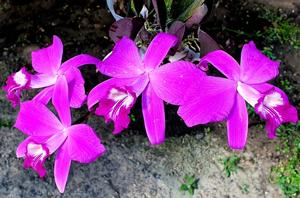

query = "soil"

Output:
[[0, 0, 299, 197]]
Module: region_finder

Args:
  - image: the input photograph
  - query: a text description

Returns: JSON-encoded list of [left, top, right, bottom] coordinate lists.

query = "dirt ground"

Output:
[[0, 0, 299, 197]]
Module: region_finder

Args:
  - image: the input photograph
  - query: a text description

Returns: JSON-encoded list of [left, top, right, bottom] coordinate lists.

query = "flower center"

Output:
[[256, 92, 283, 122], [27, 142, 48, 163], [13, 70, 28, 86]]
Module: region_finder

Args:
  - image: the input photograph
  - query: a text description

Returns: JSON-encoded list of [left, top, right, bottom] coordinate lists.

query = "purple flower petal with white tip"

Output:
[[15, 76, 105, 192], [2, 67, 31, 107], [179, 41, 298, 149], [95, 86, 137, 134], [89, 33, 204, 144], [254, 86, 298, 138]]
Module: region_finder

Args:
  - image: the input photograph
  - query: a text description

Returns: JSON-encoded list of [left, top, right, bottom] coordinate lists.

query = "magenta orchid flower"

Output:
[[178, 41, 298, 149], [3, 35, 99, 108], [15, 75, 105, 193], [88, 33, 204, 144], [2, 67, 31, 107]]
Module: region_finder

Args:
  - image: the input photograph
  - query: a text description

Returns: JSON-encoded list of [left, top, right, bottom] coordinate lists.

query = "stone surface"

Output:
[[248, 0, 300, 12]]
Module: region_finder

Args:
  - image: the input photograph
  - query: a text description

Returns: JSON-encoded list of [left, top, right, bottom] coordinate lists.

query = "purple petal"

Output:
[[15, 101, 63, 136], [143, 33, 177, 71], [23, 141, 50, 178], [254, 85, 298, 138], [178, 77, 237, 126], [66, 124, 105, 163], [150, 61, 205, 105], [2, 67, 31, 108], [227, 94, 248, 150], [30, 73, 57, 89], [240, 41, 280, 84], [88, 76, 149, 110], [98, 37, 144, 78], [142, 83, 165, 145], [64, 67, 86, 108], [16, 137, 32, 158], [95, 86, 136, 134], [33, 86, 54, 105], [199, 50, 240, 81], [60, 54, 100, 72], [54, 143, 71, 193], [53, 75, 71, 127], [32, 35, 63, 74]]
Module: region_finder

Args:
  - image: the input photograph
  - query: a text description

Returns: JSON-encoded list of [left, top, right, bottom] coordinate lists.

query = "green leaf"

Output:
[[179, 184, 189, 191]]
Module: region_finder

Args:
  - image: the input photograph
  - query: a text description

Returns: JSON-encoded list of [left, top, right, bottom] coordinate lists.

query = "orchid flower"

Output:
[[15, 75, 105, 193], [3, 35, 99, 108], [88, 33, 204, 144], [178, 41, 298, 149], [2, 67, 31, 107]]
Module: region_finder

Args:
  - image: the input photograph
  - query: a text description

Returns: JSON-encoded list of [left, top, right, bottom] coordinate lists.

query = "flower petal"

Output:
[[95, 86, 136, 134], [227, 94, 248, 149], [16, 137, 32, 158], [54, 143, 71, 193], [53, 75, 71, 127], [143, 33, 177, 71], [30, 74, 57, 89], [60, 54, 100, 72], [150, 61, 205, 105], [199, 50, 240, 80], [31, 35, 63, 74], [142, 83, 165, 145], [66, 124, 105, 163], [240, 41, 280, 84], [254, 84, 298, 138], [88, 76, 148, 110], [65, 67, 86, 108], [33, 86, 54, 105], [178, 77, 237, 127], [15, 101, 63, 136], [98, 37, 144, 78], [23, 141, 50, 178], [2, 67, 31, 107]]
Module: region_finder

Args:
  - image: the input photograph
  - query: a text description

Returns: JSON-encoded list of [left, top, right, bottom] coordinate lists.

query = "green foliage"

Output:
[[0, 118, 13, 128], [179, 175, 199, 195], [222, 155, 241, 177], [271, 122, 300, 198], [129, 114, 136, 122], [240, 183, 250, 194], [262, 46, 278, 60], [246, 103, 258, 120], [279, 79, 295, 96], [259, 9, 300, 50]]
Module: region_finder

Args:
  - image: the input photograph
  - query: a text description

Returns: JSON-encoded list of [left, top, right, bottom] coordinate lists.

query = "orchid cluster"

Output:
[[2, 1, 298, 193], [3, 33, 298, 192]]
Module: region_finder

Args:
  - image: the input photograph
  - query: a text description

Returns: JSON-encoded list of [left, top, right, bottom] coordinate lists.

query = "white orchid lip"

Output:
[[14, 70, 28, 86], [108, 87, 135, 118], [256, 91, 284, 121]]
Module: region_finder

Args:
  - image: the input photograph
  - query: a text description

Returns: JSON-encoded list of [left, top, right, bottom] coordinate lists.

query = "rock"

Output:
[[248, 0, 300, 13]]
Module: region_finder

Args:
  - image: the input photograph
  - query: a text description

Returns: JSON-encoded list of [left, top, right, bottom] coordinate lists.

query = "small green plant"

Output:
[[179, 175, 199, 195], [222, 155, 241, 177], [240, 183, 250, 194], [271, 122, 300, 198], [130, 114, 136, 122]]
